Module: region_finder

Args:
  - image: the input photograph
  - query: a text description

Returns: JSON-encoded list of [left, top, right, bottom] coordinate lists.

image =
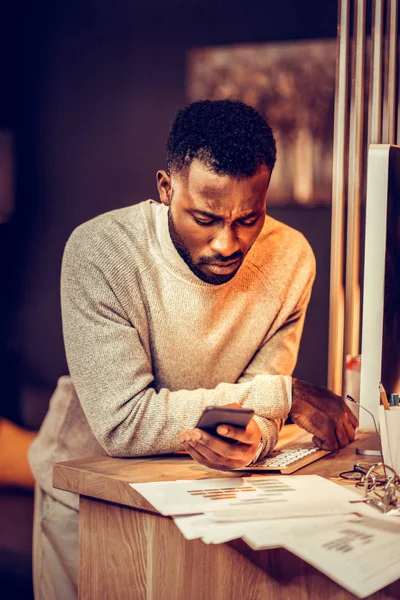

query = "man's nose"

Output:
[[209, 225, 240, 257]]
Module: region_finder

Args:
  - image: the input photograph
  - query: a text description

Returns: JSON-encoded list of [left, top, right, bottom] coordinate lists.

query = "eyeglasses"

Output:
[[344, 462, 400, 514], [344, 396, 400, 512], [340, 462, 387, 489]]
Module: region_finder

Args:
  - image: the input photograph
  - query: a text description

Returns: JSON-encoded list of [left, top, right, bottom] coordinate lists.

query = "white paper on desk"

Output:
[[204, 475, 371, 522], [131, 477, 244, 515], [206, 500, 358, 522], [130, 475, 365, 518], [243, 514, 364, 551], [173, 514, 210, 540], [284, 515, 400, 598], [174, 512, 366, 549], [173, 514, 268, 545]]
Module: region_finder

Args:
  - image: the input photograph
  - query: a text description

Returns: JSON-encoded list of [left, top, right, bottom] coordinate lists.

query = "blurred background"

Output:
[[0, 0, 337, 597]]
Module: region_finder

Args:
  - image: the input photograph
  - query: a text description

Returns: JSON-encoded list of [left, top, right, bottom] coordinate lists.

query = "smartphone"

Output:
[[195, 406, 254, 441]]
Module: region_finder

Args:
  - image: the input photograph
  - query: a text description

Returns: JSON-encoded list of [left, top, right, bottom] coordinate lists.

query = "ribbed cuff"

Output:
[[250, 415, 279, 463], [283, 376, 292, 410]]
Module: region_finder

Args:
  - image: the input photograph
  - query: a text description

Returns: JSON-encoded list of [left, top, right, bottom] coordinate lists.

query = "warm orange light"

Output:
[[0, 418, 36, 488]]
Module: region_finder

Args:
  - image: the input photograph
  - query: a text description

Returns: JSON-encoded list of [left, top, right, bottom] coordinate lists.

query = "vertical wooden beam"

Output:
[[370, 0, 384, 143], [387, 0, 398, 144], [328, 0, 350, 394], [345, 0, 366, 359]]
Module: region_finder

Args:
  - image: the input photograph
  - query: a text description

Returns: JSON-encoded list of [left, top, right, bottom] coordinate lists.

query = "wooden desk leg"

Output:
[[78, 496, 400, 600]]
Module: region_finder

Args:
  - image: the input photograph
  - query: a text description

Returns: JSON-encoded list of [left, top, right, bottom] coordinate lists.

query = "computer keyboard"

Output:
[[240, 446, 331, 474]]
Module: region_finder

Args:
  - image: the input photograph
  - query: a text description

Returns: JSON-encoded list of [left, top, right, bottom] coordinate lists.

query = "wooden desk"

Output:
[[53, 427, 399, 600]]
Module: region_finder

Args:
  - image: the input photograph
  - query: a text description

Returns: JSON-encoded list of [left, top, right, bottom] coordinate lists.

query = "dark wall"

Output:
[[2, 0, 337, 426]]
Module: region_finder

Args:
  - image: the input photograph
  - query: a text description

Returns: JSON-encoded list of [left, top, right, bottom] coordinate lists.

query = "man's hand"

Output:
[[177, 403, 261, 471], [290, 378, 358, 450]]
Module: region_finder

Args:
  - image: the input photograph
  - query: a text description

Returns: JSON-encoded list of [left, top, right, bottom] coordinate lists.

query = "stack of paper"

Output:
[[130, 475, 400, 598]]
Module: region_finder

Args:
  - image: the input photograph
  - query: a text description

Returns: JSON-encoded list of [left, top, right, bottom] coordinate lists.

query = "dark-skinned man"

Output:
[[29, 99, 357, 600]]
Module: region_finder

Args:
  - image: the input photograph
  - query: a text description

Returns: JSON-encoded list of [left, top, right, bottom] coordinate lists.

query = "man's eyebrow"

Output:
[[236, 211, 260, 219], [189, 209, 260, 219], [189, 209, 221, 219]]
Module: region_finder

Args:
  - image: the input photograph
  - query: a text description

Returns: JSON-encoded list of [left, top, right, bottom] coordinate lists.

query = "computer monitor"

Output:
[[359, 144, 400, 430]]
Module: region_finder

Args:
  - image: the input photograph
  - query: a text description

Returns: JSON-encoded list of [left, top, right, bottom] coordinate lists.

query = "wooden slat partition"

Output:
[[328, 0, 350, 393], [328, 0, 399, 395]]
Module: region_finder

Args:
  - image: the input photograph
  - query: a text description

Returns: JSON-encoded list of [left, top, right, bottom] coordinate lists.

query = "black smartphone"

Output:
[[195, 406, 254, 441]]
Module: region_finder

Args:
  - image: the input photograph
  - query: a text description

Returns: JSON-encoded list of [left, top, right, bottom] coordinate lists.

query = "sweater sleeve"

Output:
[[237, 252, 316, 460], [61, 231, 290, 458]]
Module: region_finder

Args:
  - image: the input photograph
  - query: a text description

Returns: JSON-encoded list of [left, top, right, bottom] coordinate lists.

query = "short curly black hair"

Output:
[[166, 99, 276, 177]]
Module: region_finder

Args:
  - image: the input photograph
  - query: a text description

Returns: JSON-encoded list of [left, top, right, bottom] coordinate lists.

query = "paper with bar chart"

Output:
[[130, 474, 361, 517], [130, 475, 400, 597], [282, 516, 400, 599]]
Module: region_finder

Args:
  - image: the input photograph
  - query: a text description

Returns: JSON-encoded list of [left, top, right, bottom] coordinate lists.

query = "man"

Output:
[[29, 99, 357, 599]]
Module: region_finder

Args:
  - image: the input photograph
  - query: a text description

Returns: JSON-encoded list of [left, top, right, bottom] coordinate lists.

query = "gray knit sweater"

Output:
[[29, 200, 315, 510]]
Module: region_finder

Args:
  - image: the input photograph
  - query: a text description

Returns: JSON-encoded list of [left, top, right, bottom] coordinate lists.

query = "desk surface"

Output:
[[53, 425, 379, 513]]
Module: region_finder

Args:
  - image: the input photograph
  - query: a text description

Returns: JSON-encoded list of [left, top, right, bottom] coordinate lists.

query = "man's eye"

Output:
[[194, 217, 215, 226], [238, 219, 258, 227]]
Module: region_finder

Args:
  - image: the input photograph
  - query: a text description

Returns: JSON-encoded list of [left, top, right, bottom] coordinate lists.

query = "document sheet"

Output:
[[172, 514, 268, 545], [130, 475, 400, 597], [284, 516, 400, 599], [130, 474, 360, 517]]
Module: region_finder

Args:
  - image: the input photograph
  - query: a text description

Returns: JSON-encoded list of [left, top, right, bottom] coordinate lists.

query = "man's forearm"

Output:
[[69, 374, 290, 458]]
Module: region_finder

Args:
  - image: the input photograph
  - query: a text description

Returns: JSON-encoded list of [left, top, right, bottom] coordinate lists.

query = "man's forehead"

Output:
[[172, 160, 270, 212], [190, 198, 260, 216]]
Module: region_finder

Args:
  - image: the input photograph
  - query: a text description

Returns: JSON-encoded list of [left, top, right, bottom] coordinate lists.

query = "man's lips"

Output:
[[203, 259, 242, 274]]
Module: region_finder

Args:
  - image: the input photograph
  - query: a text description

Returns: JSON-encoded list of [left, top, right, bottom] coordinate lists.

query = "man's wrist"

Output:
[[246, 437, 263, 466], [284, 375, 293, 411], [246, 414, 265, 465]]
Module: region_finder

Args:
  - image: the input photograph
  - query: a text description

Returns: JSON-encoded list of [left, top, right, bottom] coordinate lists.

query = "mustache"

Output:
[[199, 251, 244, 265]]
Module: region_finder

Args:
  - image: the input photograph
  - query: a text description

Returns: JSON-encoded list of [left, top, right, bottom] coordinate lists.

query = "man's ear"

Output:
[[156, 170, 172, 207]]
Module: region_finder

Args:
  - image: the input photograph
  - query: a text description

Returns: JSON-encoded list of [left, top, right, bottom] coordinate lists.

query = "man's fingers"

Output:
[[291, 413, 322, 440], [312, 435, 339, 451], [216, 424, 257, 445], [292, 403, 357, 450], [345, 405, 359, 429], [342, 413, 356, 443], [184, 443, 229, 472], [188, 438, 230, 464], [189, 435, 253, 467], [188, 429, 238, 458], [178, 430, 192, 444], [180, 427, 256, 469], [334, 422, 350, 448], [222, 403, 243, 410], [183, 427, 258, 468], [312, 435, 323, 449], [184, 441, 239, 471]]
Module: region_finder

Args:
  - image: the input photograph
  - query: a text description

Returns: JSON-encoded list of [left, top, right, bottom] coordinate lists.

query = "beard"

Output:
[[167, 210, 243, 285]]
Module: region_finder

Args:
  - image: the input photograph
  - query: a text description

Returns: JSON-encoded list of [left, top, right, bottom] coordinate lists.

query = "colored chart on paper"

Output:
[[130, 475, 356, 517]]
